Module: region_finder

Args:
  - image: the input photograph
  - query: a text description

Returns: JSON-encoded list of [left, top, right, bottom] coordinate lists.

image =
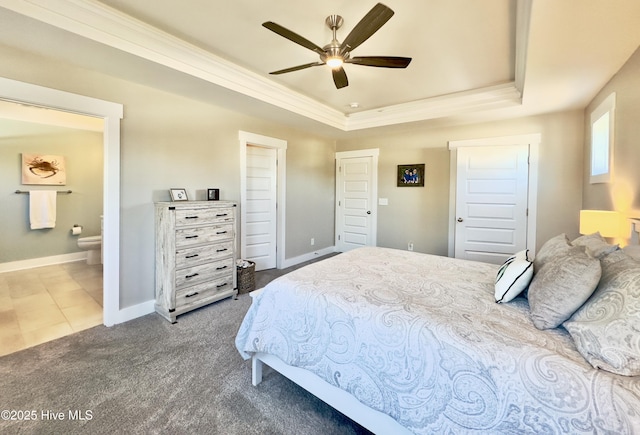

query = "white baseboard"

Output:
[[0, 252, 87, 273], [281, 246, 336, 269], [110, 299, 156, 326]]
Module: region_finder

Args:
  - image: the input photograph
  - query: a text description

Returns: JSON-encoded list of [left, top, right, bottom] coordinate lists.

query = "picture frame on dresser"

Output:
[[169, 188, 188, 201], [207, 188, 220, 201]]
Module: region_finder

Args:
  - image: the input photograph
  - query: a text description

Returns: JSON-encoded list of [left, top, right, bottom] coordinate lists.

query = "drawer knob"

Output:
[[185, 292, 199, 298], [185, 254, 199, 259], [216, 231, 227, 235], [216, 282, 228, 288], [216, 213, 228, 217], [216, 265, 228, 270], [185, 273, 199, 279], [216, 248, 228, 253], [185, 235, 199, 239], [185, 216, 199, 219]]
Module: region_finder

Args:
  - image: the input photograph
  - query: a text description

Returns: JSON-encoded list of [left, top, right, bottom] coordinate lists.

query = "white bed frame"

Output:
[[251, 353, 412, 435], [248, 289, 411, 435]]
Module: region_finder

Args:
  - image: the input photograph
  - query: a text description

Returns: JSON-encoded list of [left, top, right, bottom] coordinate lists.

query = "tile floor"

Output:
[[0, 261, 103, 357]]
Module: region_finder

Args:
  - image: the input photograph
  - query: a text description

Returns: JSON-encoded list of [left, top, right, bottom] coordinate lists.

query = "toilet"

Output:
[[78, 235, 102, 265], [77, 216, 103, 265]]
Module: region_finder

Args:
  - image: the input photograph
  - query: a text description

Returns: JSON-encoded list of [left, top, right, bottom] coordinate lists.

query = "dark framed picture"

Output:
[[397, 164, 425, 187], [207, 188, 220, 201], [169, 188, 188, 201]]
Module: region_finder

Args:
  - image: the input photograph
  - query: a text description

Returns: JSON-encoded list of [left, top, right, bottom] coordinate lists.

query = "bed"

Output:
[[235, 229, 640, 434]]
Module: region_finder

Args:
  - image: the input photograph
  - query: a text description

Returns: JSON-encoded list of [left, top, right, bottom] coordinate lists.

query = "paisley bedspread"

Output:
[[235, 247, 640, 434]]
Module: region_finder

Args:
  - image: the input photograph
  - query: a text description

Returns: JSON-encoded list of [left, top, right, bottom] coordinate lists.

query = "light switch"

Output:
[[378, 198, 389, 206]]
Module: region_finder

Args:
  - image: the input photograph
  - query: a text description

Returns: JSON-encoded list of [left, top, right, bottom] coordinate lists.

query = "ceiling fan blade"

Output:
[[332, 67, 349, 89], [339, 3, 394, 54], [262, 22, 325, 55], [269, 62, 324, 75], [347, 56, 412, 68]]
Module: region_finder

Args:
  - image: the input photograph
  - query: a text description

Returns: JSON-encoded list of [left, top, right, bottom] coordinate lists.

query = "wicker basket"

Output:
[[237, 261, 256, 294]]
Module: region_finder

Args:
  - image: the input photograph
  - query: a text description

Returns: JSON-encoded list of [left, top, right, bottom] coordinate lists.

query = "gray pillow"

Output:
[[623, 244, 640, 260], [572, 232, 619, 259], [528, 245, 601, 330], [533, 233, 571, 273], [563, 250, 640, 376]]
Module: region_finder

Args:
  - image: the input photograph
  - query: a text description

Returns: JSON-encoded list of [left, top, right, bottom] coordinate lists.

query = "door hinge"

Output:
[[338, 200, 341, 206], [526, 208, 529, 216], [338, 235, 341, 240], [339, 166, 342, 172]]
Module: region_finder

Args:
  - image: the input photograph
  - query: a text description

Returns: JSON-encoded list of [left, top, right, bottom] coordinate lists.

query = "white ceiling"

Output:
[[0, 0, 639, 137]]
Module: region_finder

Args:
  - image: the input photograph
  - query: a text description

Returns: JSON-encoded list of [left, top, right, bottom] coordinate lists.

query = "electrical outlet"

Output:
[[408, 242, 413, 251], [311, 238, 315, 246]]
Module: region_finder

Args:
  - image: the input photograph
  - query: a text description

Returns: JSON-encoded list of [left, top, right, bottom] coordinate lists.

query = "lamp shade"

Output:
[[579, 210, 624, 238]]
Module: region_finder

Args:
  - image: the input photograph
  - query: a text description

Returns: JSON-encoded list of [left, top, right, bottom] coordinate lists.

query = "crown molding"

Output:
[[0, 0, 531, 131], [346, 82, 522, 131]]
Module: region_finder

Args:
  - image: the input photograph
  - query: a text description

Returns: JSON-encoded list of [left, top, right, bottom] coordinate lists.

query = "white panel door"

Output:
[[336, 156, 375, 252], [455, 145, 529, 264], [245, 146, 277, 270]]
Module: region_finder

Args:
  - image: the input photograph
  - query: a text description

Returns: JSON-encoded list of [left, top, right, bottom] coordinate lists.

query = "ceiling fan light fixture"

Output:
[[326, 56, 343, 69]]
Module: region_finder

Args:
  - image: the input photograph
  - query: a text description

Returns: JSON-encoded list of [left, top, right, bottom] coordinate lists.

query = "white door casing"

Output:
[[245, 146, 277, 270], [239, 131, 286, 270], [335, 149, 379, 252], [448, 134, 540, 264]]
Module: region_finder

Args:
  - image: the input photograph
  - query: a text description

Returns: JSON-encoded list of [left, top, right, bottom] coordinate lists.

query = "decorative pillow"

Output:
[[495, 250, 533, 303], [532, 233, 571, 273], [572, 232, 619, 259], [563, 250, 640, 376], [528, 245, 601, 330]]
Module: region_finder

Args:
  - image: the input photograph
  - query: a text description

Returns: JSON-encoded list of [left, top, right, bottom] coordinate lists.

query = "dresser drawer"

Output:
[[175, 207, 234, 227], [175, 277, 234, 309], [175, 224, 233, 248], [175, 257, 234, 288], [175, 241, 233, 269]]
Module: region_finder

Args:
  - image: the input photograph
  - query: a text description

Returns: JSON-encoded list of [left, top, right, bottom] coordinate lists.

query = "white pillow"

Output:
[[495, 250, 533, 303]]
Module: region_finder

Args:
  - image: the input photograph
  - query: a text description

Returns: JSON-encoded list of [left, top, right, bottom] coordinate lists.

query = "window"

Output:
[[590, 93, 616, 184]]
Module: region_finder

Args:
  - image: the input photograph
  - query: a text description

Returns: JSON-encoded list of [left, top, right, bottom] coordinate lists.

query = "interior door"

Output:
[[454, 145, 529, 264], [335, 155, 376, 252], [245, 145, 277, 270]]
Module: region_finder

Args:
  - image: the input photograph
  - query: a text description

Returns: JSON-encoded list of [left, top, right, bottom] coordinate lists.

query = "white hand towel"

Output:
[[29, 190, 57, 229]]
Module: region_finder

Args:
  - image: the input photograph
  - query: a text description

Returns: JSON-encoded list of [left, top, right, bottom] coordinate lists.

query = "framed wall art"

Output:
[[169, 188, 188, 201], [22, 153, 66, 185], [397, 164, 425, 187]]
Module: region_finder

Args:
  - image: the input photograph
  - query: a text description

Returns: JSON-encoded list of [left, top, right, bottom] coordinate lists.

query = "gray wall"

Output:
[[583, 45, 640, 218], [2, 37, 630, 309], [337, 110, 586, 255], [0, 42, 336, 309], [0, 124, 103, 262]]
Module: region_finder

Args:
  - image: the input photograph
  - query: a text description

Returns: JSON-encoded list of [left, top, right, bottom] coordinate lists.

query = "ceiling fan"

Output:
[[263, 3, 412, 89]]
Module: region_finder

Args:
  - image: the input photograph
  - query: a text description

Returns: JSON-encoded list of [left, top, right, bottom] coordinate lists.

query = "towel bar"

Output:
[[15, 189, 72, 194]]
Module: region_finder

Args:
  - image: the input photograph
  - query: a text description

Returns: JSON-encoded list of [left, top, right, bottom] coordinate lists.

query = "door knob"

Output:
[[366, 211, 371, 215], [457, 217, 463, 222]]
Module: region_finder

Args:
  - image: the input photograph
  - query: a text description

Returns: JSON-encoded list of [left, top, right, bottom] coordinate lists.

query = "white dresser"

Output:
[[155, 201, 237, 323]]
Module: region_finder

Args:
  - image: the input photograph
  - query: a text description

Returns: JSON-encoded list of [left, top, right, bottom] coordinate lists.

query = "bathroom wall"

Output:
[[0, 119, 103, 263]]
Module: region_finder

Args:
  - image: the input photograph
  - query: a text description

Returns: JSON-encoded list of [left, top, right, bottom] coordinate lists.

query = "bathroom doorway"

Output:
[[0, 77, 123, 341], [0, 101, 106, 355]]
